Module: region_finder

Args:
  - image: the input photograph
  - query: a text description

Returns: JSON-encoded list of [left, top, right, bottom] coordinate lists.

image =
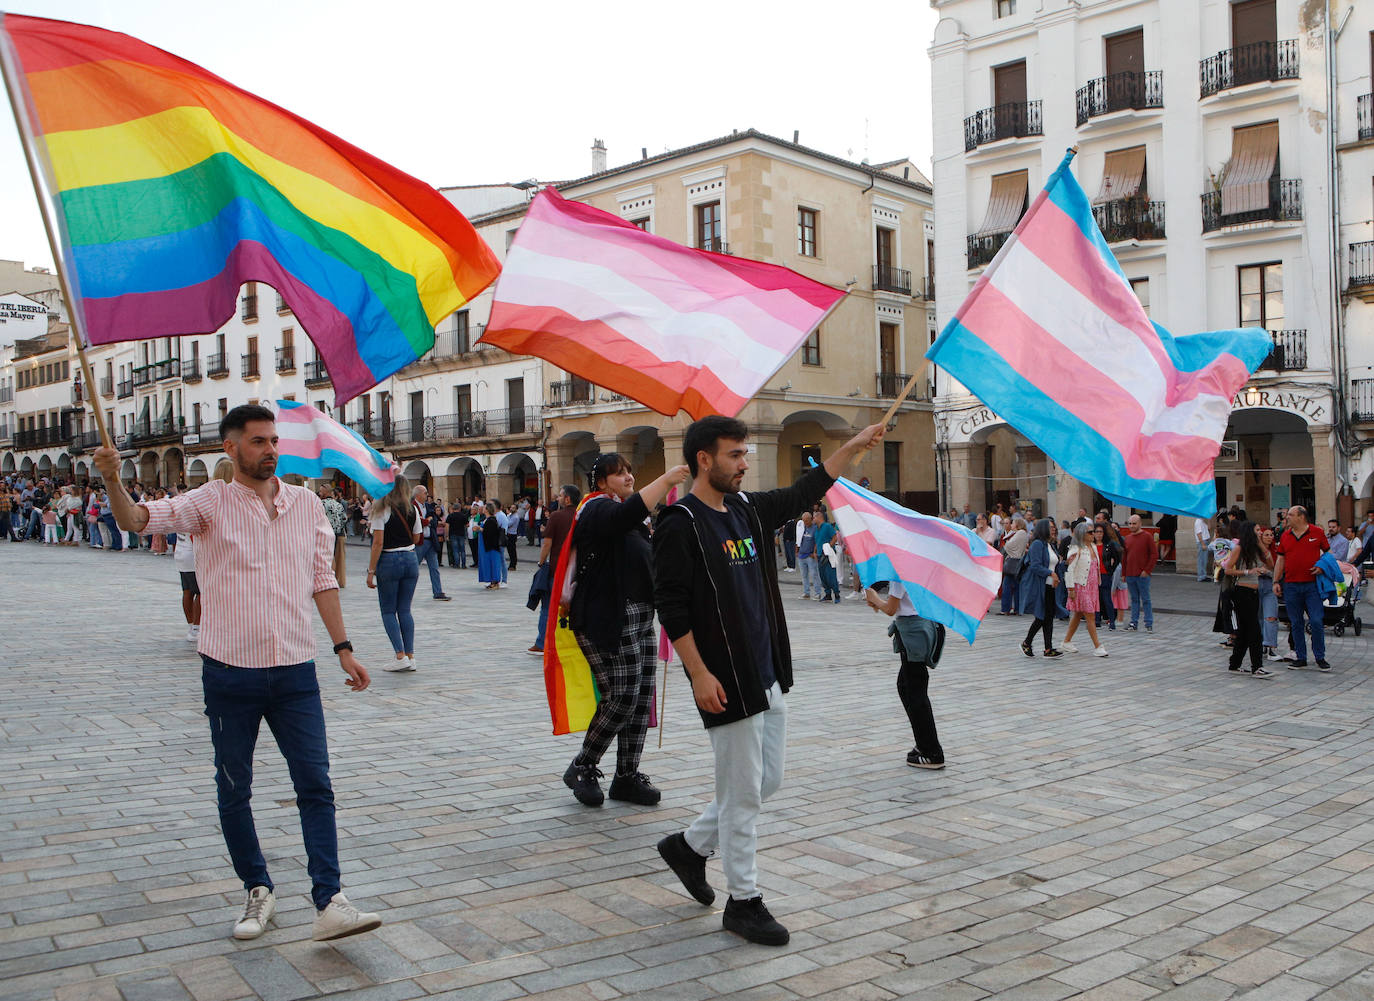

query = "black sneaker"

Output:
[[608, 771, 661, 805], [1287, 659, 1307, 670], [656, 832, 714, 905], [906, 749, 945, 770], [722, 896, 789, 946], [433, 593, 452, 601], [1251, 668, 1274, 679], [1043, 648, 1064, 658], [562, 761, 604, 806], [1317, 659, 1332, 672]]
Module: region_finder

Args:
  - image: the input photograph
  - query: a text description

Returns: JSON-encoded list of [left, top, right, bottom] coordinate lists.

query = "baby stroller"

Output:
[[1274, 562, 1364, 638]]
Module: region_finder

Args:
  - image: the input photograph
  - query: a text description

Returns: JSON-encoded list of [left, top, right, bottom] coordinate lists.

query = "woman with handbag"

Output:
[[1257, 525, 1282, 660], [998, 517, 1029, 615], [1212, 522, 1237, 645], [1094, 523, 1121, 630], [1104, 521, 1130, 625], [1058, 522, 1108, 657], [1222, 521, 1274, 677], [365, 475, 422, 673], [1019, 519, 1063, 658]]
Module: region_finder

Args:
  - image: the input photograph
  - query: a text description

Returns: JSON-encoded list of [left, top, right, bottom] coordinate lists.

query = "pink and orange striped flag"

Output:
[[481, 188, 845, 419]]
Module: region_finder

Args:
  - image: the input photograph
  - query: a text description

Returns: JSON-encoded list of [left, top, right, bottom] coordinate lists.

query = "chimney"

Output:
[[591, 138, 607, 173]]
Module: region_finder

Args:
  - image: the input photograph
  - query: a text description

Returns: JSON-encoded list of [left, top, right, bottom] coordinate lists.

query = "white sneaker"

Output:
[[1059, 642, 1078, 653], [232, 886, 275, 940], [184, 625, 197, 643], [1092, 646, 1109, 657], [311, 892, 381, 942], [383, 656, 414, 672]]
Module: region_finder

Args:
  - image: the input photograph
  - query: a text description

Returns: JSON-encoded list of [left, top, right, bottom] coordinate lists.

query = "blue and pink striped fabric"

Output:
[[926, 149, 1273, 517], [273, 400, 395, 498], [826, 476, 1002, 642]]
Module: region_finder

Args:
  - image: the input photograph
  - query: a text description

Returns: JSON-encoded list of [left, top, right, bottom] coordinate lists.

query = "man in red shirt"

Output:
[[1273, 504, 1331, 670], [1121, 514, 1159, 632]]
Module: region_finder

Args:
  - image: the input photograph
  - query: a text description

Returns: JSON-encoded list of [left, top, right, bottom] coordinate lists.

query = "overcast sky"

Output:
[[1, 0, 940, 277]]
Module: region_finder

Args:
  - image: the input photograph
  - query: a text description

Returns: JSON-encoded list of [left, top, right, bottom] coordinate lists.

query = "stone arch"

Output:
[[445, 456, 485, 502], [187, 459, 209, 486], [615, 425, 665, 484], [402, 460, 432, 491], [37, 454, 53, 476], [119, 458, 136, 482], [139, 450, 160, 487], [496, 452, 538, 502], [559, 430, 601, 490], [2, 453, 14, 473], [213, 458, 234, 483], [20, 456, 35, 476], [75, 460, 89, 482], [56, 452, 72, 476], [778, 408, 851, 484], [1223, 406, 1316, 523], [163, 448, 184, 487]]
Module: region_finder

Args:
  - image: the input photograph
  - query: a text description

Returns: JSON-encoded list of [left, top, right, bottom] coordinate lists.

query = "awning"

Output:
[[1095, 146, 1147, 203], [1220, 122, 1278, 216], [975, 170, 1028, 235]]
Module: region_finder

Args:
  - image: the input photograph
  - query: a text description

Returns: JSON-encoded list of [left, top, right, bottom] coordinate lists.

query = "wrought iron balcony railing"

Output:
[[116, 379, 133, 399], [1201, 178, 1302, 233], [182, 359, 201, 383], [1350, 242, 1374, 291], [548, 378, 594, 407], [967, 231, 1013, 270], [131, 365, 153, 388], [1352, 379, 1374, 423], [240, 294, 258, 321], [153, 358, 180, 381], [1199, 39, 1298, 98], [697, 238, 731, 254], [964, 101, 1043, 151], [241, 353, 260, 379], [1092, 199, 1166, 243], [130, 417, 182, 446], [1256, 329, 1307, 372], [15, 426, 75, 449], [872, 264, 912, 295], [1076, 70, 1163, 126], [304, 360, 331, 386], [875, 372, 931, 400], [275, 346, 295, 373], [99, 376, 113, 397], [388, 407, 541, 444], [1359, 94, 1373, 142], [207, 353, 229, 378]]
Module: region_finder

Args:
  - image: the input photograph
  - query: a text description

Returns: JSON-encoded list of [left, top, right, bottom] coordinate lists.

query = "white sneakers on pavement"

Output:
[[383, 656, 415, 673], [1059, 642, 1078, 653], [233, 886, 275, 940], [1092, 645, 1109, 657], [185, 624, 200, 644], [312, 892, 382, 941]]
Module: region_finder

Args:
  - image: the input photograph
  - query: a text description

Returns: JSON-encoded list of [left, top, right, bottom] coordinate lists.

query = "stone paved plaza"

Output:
[[3, 539, 1374, 1001]]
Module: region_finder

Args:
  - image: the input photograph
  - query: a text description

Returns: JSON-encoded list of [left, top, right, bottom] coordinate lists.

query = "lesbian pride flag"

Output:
[[482, 188, 845, 419], [927, 150, 1272, 517], [0, 14, 500, 406], [274, 400, 395, 498], [827, 476, 1002, 643]]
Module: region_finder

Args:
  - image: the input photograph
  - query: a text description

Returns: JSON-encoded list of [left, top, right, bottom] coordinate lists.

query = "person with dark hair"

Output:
[[1223, 521, 1274, 677], [479, 500, 504, 589], [1019, 519, 1062, 658], [562, 453, 689, 808], [90, 404, 381, 944], [529, 484, 581, 656], [410, 484, 450, 601], [366, 475, 421, 672], [652, 415, 883, 946]]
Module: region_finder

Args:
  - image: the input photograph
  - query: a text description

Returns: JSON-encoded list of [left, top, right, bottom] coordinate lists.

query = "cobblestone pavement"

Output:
[[2, 540, 1373, 1001]]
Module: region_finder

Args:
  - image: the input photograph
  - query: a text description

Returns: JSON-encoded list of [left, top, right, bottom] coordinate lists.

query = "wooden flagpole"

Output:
[[0, 29, 112, 449], [876, 356, 931, 433]]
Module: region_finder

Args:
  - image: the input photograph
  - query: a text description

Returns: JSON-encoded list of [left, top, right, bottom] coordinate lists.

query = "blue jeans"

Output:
[[534, 589, 550, 651], [799, 555, 819, 596], [100, 513, 123, 550], [1000, 571, 1021, 613], [1196, 543, 1211, 581], [447, 536, 466, 567], [415, 538, 443, 596], [375, 549, 419, 654], [1281, 581, 1326, 661], [1259, 579, 1278, 648], [818, 556, 839, 599], [201, 657, 339, 910], [1126, 575, 1153, 628]]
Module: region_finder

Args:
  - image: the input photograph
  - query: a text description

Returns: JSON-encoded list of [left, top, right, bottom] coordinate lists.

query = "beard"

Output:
[[235, 454, 277, 482], [707, 464, 741, 494]]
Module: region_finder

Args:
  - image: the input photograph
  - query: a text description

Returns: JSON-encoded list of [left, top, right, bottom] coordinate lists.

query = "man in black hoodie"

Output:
[[652, 415, 883, 945]]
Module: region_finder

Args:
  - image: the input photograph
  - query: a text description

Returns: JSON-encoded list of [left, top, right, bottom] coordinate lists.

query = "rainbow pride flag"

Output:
[[0, 14, 500, 405]]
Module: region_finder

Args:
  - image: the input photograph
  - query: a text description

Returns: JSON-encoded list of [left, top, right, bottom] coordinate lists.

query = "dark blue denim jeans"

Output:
[[100, 513, 123, 550], [1281, 580, 1326, 661], [375, 549, 419, 654], [201, 657, 339, 910], [415, 538, 443, 596]]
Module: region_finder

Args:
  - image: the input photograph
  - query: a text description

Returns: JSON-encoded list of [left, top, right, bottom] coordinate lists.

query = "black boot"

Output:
[[656, 832, 714, 905], [722, 896, 789, 946]]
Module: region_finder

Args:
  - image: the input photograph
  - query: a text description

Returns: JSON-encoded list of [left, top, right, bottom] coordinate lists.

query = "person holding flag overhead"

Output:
[[92, 405, 381, 944], [653, 416, 883, 946], [561, 455, 690, 808]]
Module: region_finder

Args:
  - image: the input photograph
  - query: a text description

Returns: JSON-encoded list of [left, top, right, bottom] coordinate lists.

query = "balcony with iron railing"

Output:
[[967, 231, 1013, 270], [1092, 198, 1166, 243], [1359, 94, 1373, 142], [1076, 70, 1163, 126], [304, 360, 331, 386], [154, 358, 180, 381], [921, 276, 934, 301], [241, 353, 260, 379], [1201, 178, 1302, 233], [241, 293, 258, 321], [99, 376, 113, 397], [15, 425, 75, 449], [1350, 241, 1374, 297], [1352, 380, 1374, 424], [697, 238, 731, 255], [207, 352, 229, 378], [1255, 329, 1307, 372], [182, 424, 223, 450], [131, 365, 153, 388], [275, 346, 296, 373], [389, 407, 542, 445], [964, 101, 1043, 151], [182, 359, 201, 383], [548, 378, 594, 407], [872, 264, 912, 296], [875, 372, 933, 400], [130, 416, 182, 446], [117, 379, 133, 399], [1199, 39, 1298, 98]]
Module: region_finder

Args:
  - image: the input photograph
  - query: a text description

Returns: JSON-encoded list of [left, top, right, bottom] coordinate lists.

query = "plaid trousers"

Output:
[[575, 600, 657, 776]]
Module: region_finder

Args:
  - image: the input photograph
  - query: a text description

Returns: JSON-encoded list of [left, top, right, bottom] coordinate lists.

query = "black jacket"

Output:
[[569, 492, 651, 653], [653, 466, 835, 729]]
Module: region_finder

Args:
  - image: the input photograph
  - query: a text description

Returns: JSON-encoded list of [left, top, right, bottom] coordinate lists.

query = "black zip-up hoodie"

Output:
[[653, 465, 835, 729]]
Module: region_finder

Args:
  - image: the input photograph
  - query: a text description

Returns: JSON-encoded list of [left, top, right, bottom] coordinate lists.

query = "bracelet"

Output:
[[332, 640, 353, 654]]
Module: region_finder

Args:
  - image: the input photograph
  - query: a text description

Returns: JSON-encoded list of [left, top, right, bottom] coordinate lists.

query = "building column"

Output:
[[1016, 445, 1047, 522], [546, 441, 580, 496], [945, 442, 977, 515], [1311, 424, 1336, 524], [743, 426, 782, 493]]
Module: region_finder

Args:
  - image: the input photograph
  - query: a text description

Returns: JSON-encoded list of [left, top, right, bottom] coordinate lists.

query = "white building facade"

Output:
[[930, 0, 1373, 565]]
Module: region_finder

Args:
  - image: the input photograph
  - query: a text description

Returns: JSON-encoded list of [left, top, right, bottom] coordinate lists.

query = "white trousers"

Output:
[[685, 682, 787, 901]]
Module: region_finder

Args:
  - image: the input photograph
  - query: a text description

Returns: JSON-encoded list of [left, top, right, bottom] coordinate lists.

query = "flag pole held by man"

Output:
[[925, 148, 1273, 518]]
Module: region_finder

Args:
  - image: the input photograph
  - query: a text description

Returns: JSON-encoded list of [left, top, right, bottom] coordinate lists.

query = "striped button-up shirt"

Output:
[[142, 478, 338, 668]]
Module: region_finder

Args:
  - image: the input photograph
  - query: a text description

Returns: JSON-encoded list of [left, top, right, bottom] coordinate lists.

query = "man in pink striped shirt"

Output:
[[93, 404, 381, 944]]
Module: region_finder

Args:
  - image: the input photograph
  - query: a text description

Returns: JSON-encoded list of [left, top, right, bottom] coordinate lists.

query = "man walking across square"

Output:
[[92, 404, 382, 943], [412, 484, 451, 600], [653, 415, 882, 946], [1273, 504, 1331, 671], [1122, 514, 1157, 631], [1194, 514, 1212, 582]]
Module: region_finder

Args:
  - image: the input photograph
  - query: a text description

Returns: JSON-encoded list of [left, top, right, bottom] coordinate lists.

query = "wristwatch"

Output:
[[333, 640, 354, 654]]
